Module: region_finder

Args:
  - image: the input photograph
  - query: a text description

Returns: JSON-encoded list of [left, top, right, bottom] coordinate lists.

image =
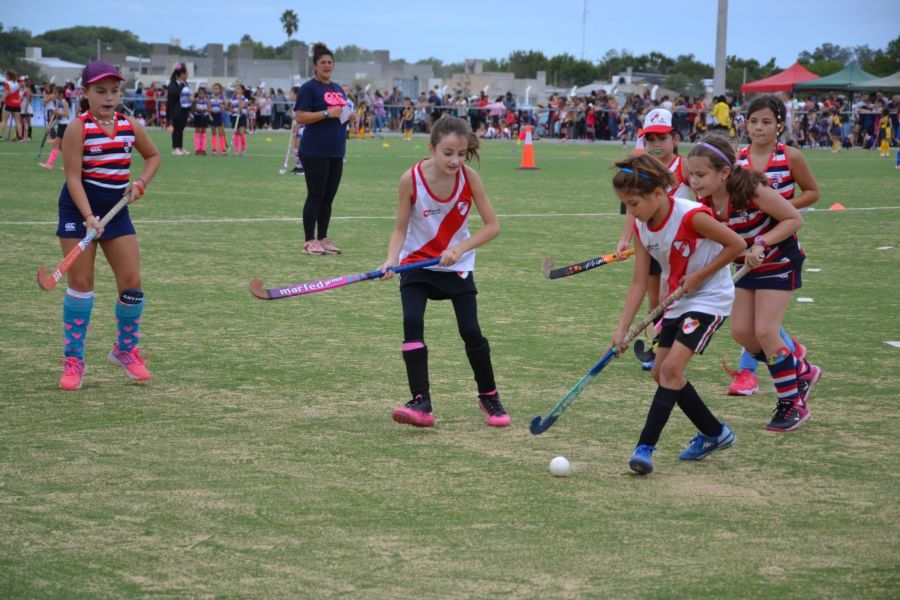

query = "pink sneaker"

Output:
[[319, 238, 342, 254], [59, 356, 86, 390], [39, 162, 52, 170], [791, 337, 807, 362], [727, 368, 758, 396], [303, 240, 326, 255], [478, 392, 510, 427], [108, 344, 151, 381], [392, 394, 435, 427]]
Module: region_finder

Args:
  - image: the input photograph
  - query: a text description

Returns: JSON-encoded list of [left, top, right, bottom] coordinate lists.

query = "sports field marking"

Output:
[[797, 297, 815, 302], [885, 341, 900, 348], [806, 268, 822, 272], [3, 206, 900, 227], [876, 246, 893, 250]]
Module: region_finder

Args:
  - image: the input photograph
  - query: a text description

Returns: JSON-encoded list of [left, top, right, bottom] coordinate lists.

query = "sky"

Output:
[[3, 0, 898, 68]]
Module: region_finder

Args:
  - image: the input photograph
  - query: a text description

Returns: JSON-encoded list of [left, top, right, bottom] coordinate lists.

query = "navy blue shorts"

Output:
[[736, 254, 804, 291], [56, 183, 136, 239], [193, 114, 210, 128], [211, 112, 224, 127]]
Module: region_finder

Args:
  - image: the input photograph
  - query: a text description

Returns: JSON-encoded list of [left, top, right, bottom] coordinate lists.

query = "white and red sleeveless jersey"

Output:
[[634, 196, 734, 318], [79, 112, 135, 190], [737, 143, 793, 200], [399, 161, 475, 273], [668, 155, 692, 199]]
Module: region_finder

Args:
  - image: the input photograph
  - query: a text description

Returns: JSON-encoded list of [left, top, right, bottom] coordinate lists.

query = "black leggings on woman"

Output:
[[171, 113, 187, 149], [300, 156, 344, 241]]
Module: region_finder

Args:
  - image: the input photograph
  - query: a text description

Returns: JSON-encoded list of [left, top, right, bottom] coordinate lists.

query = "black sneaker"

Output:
[[291, 166, 305, 175], [766, 399, 810, 432], [477, 392, 510, 427], [392, 393, 434, 427]]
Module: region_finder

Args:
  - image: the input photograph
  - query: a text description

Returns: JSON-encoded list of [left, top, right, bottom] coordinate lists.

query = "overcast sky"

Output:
[[3, 0, 898, 68]]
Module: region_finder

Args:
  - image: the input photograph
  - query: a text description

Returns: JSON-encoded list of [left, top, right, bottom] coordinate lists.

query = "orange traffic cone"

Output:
[[517, 126, 539, 170], [634, 129, 645, 154], [828, 202, 846, 211]]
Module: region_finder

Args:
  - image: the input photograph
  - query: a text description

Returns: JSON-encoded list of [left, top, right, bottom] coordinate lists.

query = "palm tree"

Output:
[[280, 10, 299, 41]]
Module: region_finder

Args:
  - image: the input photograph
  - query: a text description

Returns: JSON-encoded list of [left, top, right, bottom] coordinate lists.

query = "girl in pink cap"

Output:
[[54, 60, 161, 391]]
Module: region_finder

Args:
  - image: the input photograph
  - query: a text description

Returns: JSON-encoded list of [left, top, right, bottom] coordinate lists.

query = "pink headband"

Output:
[[696, 141, 734, 165]]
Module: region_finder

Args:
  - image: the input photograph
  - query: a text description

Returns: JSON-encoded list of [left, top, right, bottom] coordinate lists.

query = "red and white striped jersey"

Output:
[[668, 155, 693, 199], [400, 161, 475, 272], [737, 143, 793, 200], [79, 112, 135, 190], [634, 196, 734, 318]]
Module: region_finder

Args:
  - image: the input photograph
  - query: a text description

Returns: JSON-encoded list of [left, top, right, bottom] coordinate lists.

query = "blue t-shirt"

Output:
[[295, 78, 348, 158]]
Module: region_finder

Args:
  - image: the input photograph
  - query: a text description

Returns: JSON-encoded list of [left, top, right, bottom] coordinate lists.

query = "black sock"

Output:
[[638, 386, 679, 447], [402, 343, 430, 400], [465, 338, 496, 394], [750, 350, 767, 362], [677, 381, 722, 438]]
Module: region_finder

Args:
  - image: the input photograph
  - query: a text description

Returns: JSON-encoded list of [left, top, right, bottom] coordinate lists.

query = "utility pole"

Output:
[[581, 0, 589, 60], [97, 39, 101, 60], [713, 0, 727, 95]]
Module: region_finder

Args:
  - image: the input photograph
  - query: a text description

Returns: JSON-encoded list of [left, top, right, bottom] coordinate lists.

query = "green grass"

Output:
[[1, 130, 899, 598]]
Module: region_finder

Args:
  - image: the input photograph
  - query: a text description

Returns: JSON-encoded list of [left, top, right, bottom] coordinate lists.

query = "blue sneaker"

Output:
[[679, 424, 736, 461], [628, 444, 656, 474], [641, 359, 654, 372]]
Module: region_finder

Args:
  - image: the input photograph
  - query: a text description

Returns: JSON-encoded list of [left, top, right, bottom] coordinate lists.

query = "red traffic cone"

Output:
[[517, 126, 539, 170]]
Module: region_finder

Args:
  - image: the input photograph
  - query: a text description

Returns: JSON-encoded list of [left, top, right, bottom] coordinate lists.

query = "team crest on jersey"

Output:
[[123, 140, 133, 153], [456, 201, 470, 216], [682, 317, 700, 335], [672, 240, 692, 258], [771, 174, 782, 186]]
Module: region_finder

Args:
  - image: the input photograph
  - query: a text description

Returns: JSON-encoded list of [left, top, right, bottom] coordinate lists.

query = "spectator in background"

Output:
[[166, 64, 190, 155], [712, 95, 730, 133], [273, 88, 287, 129], [373, 90, 385, 133]]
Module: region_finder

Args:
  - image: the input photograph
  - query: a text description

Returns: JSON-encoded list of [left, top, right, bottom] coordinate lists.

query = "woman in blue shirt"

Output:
[[294, 42, 357, 255]]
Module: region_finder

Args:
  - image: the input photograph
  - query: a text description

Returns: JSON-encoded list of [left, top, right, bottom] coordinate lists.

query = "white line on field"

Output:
[[2, 206, 900, 226], [876, 246, 893, 250], [797, 297, 815, 302], [885, 341, 900, 348]]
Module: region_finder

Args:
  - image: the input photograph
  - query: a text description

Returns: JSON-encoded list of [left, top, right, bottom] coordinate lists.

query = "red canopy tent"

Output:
[[740, 63, 820, 93]]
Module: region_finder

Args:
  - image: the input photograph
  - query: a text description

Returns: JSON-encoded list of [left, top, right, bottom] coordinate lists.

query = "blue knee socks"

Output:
[[63, 289, 94, 358], [115, 289, 144, 352], [738, 326, 796, 373]]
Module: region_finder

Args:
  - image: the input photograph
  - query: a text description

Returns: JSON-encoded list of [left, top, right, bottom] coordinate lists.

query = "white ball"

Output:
[[549, 456, 572, 477]]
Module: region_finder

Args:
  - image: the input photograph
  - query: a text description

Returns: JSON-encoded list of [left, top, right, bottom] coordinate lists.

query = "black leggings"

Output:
[[300, 156, 344, 241], [171, 113, 187, 149], [401, 287, 484, 348]]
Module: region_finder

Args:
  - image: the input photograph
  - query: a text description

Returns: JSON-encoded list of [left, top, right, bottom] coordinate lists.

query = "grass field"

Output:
[[1, 129, 898, 598]]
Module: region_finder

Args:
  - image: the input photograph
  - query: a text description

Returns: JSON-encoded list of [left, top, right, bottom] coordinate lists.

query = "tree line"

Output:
[[1, 22, 896, 95]]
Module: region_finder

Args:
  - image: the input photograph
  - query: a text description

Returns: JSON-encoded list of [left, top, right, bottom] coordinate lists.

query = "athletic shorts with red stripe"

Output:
[[658, 311, 726, 355], [56, 183, 136, 240]]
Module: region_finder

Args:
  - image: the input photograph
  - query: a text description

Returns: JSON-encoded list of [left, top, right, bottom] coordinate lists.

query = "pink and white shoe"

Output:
[[726, 368, 758, 396], [478, 392, 510, 427], [59, 356, 86, 391], [319, 238, 342, 254], [791, 337, 808, 362], [392, 394, 435, 428], [303, 240, 326, 255], [39, 162, 52, 170], [108, 344, 151, 382]]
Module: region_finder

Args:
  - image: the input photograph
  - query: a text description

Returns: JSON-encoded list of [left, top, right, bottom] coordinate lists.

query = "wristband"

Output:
[[137, 177, 148, 190], [133, 180, 146, 196], [753, 235, 770, 252]]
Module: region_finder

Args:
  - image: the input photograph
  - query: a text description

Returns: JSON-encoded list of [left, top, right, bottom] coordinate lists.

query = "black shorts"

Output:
[[4, 106, 20, 113], [54, 123, 67, 139], [658, 311, 726, 355], [399, 268, 477, 300], [193, 114, 210, 128], [649, 257, 662, 276]]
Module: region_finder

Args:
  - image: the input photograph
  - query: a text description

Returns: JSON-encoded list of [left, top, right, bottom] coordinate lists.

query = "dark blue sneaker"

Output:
[[679, 424, 736, 460], [628, 444, 656, 474], [641, 359, 654, 372]]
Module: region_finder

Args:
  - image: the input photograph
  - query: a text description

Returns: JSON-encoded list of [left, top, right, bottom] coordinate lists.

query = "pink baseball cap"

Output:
[[642, 108, 674, 135], [82, 60, 125, 84]]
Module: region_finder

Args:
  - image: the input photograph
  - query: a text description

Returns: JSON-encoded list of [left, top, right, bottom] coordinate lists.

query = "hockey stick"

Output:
[[279, 120, 298, 175], [36, 114, 57, 160], [530, 263, 751, 435], [37, 189, 132, 291], [250, 257, 441, 300], [633, 338, 656, 362], [542, 248, 634, 280]]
